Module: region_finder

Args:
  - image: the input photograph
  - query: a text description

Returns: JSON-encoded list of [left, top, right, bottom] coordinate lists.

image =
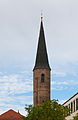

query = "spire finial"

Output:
[[41, 11, 43, 21]]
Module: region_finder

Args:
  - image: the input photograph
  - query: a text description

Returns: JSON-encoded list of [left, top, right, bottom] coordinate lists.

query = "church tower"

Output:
[[33, 16, 51, 106]]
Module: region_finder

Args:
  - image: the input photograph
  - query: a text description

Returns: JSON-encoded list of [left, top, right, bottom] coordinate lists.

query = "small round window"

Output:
[[41, 74, 45, 83]]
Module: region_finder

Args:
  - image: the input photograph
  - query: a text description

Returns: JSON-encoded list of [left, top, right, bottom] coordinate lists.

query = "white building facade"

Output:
[[63, 93, 78, 120]]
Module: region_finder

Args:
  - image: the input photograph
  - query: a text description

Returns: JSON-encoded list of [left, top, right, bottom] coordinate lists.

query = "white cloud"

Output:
[[1, 95, 32, 115], [58, 100, 66, 105], [53, 71, 66, 77], [0, 72, 33, 115], [53, 81, 68, 85], [0, 72, 3, 75], [52, 79, 78, 88], [0, 73, 33, 95], [0, 95, 33, 116], [52, 86, 65, 91], [0, 104, 27, 116]]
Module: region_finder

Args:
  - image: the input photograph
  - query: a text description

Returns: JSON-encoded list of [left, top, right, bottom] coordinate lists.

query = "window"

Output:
[[76, 98, 78, 110], [42, 100, 44, 103], [74, 100, 75, 112], [68, 104, 70, 114], [71, 102, 73, 113], [41, 74, 45, 83], [68, 104, 70, 109]]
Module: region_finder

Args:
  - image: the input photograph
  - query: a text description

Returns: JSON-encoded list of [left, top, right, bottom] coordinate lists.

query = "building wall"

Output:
[[64, 94, 78, 114], [63, 94, 78, 120], [33, 68, 50, 106]]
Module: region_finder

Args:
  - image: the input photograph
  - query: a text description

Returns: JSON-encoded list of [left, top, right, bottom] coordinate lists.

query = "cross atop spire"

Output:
[[33, 17, 51, 70]]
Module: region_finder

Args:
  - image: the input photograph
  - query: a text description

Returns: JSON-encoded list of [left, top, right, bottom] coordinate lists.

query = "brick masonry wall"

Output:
[[33, 68, 51, 106]]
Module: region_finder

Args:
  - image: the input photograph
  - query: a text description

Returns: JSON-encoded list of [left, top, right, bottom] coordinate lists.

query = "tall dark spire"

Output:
[[33, 17, 50, 70]]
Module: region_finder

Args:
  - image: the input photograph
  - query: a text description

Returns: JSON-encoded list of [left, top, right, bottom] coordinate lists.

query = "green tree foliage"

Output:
[[73, 113, 78, 120], [22, 100, 69, 120]]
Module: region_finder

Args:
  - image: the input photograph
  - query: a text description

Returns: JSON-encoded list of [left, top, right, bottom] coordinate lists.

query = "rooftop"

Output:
[[0, 109, 24, 120]]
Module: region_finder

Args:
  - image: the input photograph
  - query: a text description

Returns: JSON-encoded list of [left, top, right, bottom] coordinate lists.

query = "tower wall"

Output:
[[33, 68, 50, 106]]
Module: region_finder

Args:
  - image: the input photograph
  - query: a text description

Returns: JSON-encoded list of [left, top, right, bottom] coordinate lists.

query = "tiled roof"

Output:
[[0, 109, 24, 120]]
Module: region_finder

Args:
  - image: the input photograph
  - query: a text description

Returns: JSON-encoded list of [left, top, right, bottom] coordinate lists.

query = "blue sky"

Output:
[[0, 0, 78, 116]]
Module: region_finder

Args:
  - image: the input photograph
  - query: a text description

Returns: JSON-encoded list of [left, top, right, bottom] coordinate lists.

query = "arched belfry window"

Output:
[[41, 74, 45, 83]]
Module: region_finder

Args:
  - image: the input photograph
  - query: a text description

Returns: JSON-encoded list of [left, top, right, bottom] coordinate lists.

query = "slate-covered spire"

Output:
[[33, 17, 51, 70]]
